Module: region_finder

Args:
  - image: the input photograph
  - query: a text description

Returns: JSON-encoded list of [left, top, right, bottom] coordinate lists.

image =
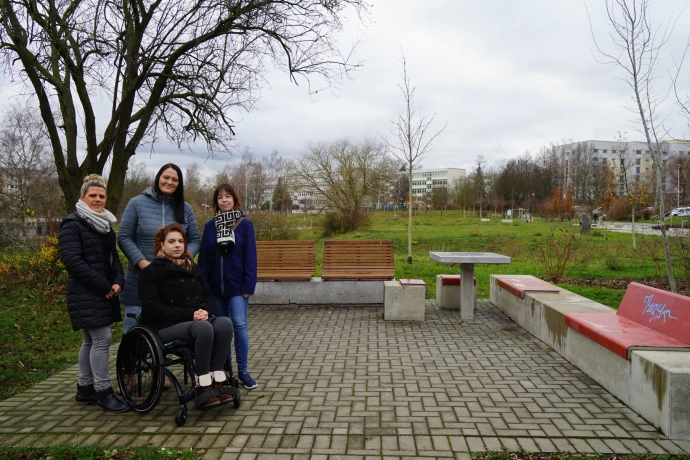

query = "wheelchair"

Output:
[[115, 314, 241, 426]]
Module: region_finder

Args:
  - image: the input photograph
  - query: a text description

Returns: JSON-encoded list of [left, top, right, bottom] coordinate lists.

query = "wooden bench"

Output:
[[565, 282, 690, 359], [256, 240, 315, 281], [321, 240, 395, 280]]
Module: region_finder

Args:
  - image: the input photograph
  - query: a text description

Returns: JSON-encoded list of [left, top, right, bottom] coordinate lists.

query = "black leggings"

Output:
[[157, 317, 233, 376]]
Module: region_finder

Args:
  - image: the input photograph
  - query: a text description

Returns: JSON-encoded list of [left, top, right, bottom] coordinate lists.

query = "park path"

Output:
[[1, 301, 689, 459]]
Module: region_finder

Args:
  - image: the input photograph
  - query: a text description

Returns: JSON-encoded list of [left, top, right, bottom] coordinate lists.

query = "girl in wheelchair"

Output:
[[138, 223, 234, 410]]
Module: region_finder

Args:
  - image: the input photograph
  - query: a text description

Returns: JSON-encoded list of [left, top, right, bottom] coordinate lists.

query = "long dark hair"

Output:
[[154, 163, 186, 223]]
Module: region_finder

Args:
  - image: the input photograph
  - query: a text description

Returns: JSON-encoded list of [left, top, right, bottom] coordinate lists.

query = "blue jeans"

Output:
[[123, 305, 142, 333], [213, 296, 249, 374]]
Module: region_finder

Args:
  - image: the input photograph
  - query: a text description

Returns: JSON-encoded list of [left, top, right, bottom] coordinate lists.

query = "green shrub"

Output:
[[590, 229, 603, 237], [604, 250, 622, 271], [322, 212, 349, 237], [249, 211, 299, 241]]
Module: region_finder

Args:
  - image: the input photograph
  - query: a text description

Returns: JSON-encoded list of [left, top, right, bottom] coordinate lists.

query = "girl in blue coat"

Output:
[[198, 183, 258, 389]]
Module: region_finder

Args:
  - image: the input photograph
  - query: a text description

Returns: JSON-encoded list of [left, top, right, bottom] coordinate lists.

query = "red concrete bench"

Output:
[[495, 275, 561, 298], [565, 282, 690, 359], [436, 275, 476, 310]]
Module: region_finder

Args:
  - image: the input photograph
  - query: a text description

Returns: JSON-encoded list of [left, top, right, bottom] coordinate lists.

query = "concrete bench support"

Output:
[[253, 278, 385, 305], [436, 274, 476, 311], [384, 279, 426, 321]]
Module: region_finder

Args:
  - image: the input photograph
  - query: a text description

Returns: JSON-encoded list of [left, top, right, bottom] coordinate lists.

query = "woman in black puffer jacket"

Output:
[[58, 174, 128, 413]]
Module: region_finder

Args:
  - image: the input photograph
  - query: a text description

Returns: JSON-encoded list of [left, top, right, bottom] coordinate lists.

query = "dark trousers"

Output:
[[157, 317, 233, 376]]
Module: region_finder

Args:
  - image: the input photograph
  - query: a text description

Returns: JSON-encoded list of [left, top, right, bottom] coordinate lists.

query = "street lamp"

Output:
[[531, 193, 535, 218]]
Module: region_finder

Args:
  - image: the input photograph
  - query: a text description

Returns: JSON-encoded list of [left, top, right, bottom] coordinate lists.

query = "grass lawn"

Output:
[[0, 445, 202, 459], [0, 211, 685, 402]]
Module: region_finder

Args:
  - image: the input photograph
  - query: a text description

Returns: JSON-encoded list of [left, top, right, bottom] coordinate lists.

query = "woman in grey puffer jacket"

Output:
[[118, 164, 201, 333]]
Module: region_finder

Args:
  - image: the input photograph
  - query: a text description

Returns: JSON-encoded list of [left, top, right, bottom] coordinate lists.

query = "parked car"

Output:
[[670, 207, 690, 217]]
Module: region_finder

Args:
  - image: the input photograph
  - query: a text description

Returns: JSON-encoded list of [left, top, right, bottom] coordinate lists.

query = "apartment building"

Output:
[[556, 140, 690, 196], [409, 167, 466, 200]]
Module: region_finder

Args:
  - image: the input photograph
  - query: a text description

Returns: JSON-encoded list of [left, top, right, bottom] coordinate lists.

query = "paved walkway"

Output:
[[1, 301, 689, 459]]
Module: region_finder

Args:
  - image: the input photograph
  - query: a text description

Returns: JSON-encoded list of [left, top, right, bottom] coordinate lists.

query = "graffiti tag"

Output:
[[642, 295, 677, 323]]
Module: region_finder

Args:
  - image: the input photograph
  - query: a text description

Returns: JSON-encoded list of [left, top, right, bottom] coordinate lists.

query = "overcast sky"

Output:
[[3, 0, 690, 178]]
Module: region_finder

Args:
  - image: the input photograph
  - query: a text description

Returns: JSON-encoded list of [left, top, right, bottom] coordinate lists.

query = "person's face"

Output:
[[162, 231, 185, 258], [81, 186, 107, 212], [158, 168, 179, 196], [218, 190, 235, 212]]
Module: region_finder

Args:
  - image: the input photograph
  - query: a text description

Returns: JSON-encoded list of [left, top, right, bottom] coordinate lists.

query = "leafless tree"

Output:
[[0, 0, 368, 214], [0, 103, 58, 240], [613, 133, 653, 249], [292, 139, 394, 231], [381, 52, 447, 264], [587, 0, 677, 292]]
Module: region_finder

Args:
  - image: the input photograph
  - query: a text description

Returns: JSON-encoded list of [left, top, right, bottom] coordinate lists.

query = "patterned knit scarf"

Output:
[[156, 250, 194, 272], [214, 209, 245, 244], [75, 200, 117, 234]]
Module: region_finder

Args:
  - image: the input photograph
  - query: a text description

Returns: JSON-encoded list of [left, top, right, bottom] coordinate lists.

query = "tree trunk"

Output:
[[631, 205, 636, 250], [407, 166, 413, 264]]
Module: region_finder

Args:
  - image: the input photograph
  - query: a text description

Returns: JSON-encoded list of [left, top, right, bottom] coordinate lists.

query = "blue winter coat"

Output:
[[198, 217, 257, 298], [118, 186, 201, 306]]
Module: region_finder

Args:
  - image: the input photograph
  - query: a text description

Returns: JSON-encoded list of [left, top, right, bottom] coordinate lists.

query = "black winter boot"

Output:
[[97, 387, 129, 413], [75, 384, 98, 404]]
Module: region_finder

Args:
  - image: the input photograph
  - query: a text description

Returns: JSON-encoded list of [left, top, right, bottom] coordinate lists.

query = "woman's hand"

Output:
[[105, 284, 122, 299], [137, 260, 151, 270], [193, 309, 208, 321], [243, 293, 251, 298]]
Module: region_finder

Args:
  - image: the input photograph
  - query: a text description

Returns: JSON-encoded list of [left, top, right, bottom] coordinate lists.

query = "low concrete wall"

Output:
[[252, 278, 385, 305], [490, 274, 690, 441]]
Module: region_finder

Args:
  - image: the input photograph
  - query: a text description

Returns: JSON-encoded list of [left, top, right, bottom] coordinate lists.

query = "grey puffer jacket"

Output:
[[117, 186, 201, 306]]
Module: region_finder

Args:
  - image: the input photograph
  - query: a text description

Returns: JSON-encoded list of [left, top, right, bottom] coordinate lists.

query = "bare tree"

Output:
[[613, 133, 653, 249], [0, 0, 368, 214], [0, 103, 58, 240], [587, 0, 677, 292], [381, 53, 447, 264], [292, 139, 393, 231]]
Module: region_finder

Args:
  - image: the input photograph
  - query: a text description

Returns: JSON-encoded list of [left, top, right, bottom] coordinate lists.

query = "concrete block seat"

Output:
[[490, 275, 690, 441], [565, 282, 690, 359], [564, 283, 690, 440], [385, 279, 426, 321], [436, 274, 476, 310]]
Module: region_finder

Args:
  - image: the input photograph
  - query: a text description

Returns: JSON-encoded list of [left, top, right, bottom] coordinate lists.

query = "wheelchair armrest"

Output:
[[126, 313, 141, 324]]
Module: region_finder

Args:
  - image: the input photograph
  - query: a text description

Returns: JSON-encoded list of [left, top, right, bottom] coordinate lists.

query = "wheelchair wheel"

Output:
[[233, 389, 241, 408], [116, 325, 165, 413], [175, 405, 187, 426]]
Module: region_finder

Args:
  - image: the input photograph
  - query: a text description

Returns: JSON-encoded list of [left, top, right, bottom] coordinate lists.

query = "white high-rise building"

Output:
[[408, 167, 466, 200]]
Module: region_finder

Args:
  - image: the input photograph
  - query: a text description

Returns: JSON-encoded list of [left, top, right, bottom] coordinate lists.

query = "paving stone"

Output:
[[1, 302, 688, 457]]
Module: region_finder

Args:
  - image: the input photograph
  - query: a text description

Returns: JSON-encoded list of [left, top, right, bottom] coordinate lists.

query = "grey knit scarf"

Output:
[[75, 200, 117, 234]]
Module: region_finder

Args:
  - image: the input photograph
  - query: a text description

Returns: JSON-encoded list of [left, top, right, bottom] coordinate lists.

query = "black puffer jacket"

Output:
[[58, 213, 125, 331], [138, 258, 214, 331]]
